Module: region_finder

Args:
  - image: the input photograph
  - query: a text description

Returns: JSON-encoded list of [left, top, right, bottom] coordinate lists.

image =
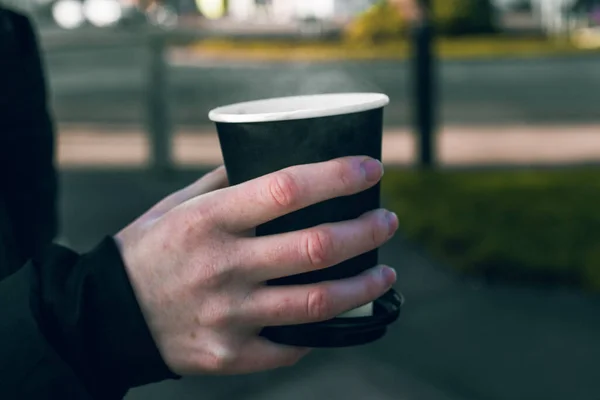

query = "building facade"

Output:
[[530, 0, 576, 34], [225, 0, 376, 22], [497, 0, 599, 34]]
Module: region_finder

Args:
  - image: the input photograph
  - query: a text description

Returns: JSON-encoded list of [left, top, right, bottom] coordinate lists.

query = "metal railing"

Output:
[[41, 24, 317, 174], [411, 0, 437, 169], [40, 12, 438, 174]]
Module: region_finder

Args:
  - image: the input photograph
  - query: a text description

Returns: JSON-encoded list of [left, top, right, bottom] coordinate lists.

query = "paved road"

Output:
[[56, 126, 600, 168], [42, 42, 600, 128]]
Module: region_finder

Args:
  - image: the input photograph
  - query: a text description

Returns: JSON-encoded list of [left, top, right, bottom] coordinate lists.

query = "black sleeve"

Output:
[[1, 10, 178, 398], [0, 237, 179, 400], [0, 8, 58, 264]]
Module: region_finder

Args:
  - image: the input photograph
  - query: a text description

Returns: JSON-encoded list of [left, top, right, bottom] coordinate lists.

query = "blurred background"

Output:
[[4, 0, 600, 399]]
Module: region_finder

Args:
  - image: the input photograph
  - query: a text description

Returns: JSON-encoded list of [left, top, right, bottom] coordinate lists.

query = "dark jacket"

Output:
[[0, 5, 57, 276], [0, 8, 177, 399]]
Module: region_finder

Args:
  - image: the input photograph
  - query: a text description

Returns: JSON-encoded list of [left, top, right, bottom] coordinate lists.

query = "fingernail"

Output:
[[387, 212, 398, 236], [361, 159, 383, 183], [380, 266, 397, 285]]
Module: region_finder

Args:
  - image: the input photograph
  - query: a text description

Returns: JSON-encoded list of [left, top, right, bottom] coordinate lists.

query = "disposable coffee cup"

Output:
[[209, 93, 403, 348]]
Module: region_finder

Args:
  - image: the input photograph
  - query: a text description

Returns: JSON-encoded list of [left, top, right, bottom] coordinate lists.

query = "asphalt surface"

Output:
[[42, 42, 600, 129]]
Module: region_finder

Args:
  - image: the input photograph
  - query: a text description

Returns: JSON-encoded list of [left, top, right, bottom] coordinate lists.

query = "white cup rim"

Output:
[[208, 93, 390, 124]]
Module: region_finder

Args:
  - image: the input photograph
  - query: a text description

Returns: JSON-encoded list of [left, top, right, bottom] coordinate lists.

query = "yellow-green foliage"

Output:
[[382, 169, 600, 291], [345, 0, 496, 44], [433, 0, 497, 35], [345, 1, 407, 45]]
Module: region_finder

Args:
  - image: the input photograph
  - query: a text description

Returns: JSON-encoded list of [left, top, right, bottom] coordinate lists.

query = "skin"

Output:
[[115, 156, 399, 376]]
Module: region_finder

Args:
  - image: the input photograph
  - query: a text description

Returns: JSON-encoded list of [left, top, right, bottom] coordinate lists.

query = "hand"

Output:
[[115, 157, 399, 376]]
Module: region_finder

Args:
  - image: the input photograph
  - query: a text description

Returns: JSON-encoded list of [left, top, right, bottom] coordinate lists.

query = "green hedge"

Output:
[[345, 0, 497, 44], [345, 1, 407, 45], [434, 0, 497, 36], [381, 169, 600, 291]]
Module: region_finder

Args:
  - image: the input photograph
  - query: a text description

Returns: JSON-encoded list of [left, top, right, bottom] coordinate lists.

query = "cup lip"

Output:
[[208, 93, 390, 124]]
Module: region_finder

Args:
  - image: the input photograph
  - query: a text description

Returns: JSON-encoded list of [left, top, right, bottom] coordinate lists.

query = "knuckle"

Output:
[[331, 159, 354, 189], [365, 212, 387, 248], [306, 288, 333, 322], [200, 297, 237, 327], [304, 229, 334, 268], [188, 202, 217, 229], [203, 349, 236, 373], [365, 271, 384, 297], [208, 267, 234, 289], [175, 205, 216, 249], [195, 263, 228, 288], [205, 307, 235, 329], [371, 218, 383, 248], [267, 171, 300, 209]]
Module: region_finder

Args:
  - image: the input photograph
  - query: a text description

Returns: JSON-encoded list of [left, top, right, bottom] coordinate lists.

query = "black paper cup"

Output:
[[209, 93, 403, 348]]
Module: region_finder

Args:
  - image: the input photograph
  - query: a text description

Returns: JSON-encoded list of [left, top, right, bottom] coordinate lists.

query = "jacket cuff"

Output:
[[36, 237, 179, 398], [79, 237, 180, 390]]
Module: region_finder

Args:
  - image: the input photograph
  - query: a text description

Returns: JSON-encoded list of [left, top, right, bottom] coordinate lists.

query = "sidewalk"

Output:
[[57, 124, 600, 168]]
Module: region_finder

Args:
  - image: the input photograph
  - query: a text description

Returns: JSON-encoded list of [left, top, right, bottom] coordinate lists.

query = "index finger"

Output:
[[207, 156, 384, 232]]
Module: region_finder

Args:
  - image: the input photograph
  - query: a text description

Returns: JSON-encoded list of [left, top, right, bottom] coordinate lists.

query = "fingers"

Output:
[[237, 209, 398, 282], [151, 166, 229, 215], [240, 265, 397, 327], [197, 166, 229, 193], [204, 156, 384, 232]]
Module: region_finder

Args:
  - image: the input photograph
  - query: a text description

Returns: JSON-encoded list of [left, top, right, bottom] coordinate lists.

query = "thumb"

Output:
[[151, 166, 229, 216]]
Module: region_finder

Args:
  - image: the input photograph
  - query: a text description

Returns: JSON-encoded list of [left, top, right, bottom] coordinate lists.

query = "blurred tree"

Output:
[[345, 0, 497, 44], [511, 0, 533, 12], [344, 0, 407, 44], [433, 0, 497, 35]]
